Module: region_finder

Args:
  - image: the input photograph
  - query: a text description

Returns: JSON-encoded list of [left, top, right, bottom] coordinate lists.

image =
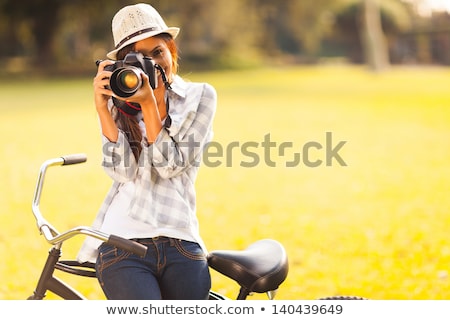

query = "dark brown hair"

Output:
[[113, 34, 178, 161]]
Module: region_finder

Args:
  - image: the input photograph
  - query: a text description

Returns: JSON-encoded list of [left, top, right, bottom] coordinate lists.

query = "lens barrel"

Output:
[[109, 66, 142, 98]]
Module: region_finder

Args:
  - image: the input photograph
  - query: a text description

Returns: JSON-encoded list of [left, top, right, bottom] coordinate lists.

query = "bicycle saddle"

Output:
[[207, 239, 288, 294]]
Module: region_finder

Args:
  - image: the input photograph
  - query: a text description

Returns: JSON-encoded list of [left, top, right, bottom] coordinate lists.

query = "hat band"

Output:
[[115, 27, 157, 49]]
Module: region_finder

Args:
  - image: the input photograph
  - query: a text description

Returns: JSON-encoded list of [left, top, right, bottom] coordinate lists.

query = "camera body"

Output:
[[104, 52, 157, 98]]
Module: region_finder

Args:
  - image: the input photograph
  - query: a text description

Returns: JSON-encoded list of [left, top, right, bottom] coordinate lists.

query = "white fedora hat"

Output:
[[107, 3, 179, 60]]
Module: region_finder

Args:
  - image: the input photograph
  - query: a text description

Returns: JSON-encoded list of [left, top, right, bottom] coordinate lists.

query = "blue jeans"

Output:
[[95, 237, 211, 299]]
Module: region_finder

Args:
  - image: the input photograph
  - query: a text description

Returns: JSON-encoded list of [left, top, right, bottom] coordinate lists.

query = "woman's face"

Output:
[[134, 36, 173, 82]]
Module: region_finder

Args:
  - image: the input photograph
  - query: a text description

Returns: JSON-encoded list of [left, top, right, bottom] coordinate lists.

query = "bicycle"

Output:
[[27, 154, 363, 300]]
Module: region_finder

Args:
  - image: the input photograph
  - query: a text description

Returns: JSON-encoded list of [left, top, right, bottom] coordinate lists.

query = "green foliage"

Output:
[[1, 0, 440, 74]]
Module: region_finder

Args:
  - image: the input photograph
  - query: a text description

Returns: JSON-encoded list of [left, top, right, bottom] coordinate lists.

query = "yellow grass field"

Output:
[[0, 65, 449, 300]]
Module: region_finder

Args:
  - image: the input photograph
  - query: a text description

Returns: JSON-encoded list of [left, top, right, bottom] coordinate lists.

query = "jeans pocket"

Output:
[[96, 243, 131, 285], [173, 240, 206, 261]]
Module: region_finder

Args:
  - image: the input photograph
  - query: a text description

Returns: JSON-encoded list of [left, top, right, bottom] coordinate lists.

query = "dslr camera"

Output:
[[104, 52, 157, 98]]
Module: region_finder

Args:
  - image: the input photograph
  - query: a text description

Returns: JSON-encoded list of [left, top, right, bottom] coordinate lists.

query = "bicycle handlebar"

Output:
[[61, 153, 88, 166], [31, 154, 147, 258]]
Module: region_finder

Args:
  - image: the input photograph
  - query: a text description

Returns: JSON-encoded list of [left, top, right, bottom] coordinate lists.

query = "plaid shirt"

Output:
[[77, 75, 216, 262]]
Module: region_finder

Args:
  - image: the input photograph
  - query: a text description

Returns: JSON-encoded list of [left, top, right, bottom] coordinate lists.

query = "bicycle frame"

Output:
[[28, 154, 289, 300]]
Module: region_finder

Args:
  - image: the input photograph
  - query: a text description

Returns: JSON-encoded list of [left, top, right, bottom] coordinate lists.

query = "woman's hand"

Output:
[[93, 60, 114, 111], [93, 60, 119, 142], [122, 71, 157, 107], [128, 71, 166, 144]]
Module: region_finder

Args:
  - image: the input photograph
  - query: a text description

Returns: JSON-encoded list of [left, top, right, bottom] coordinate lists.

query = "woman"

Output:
[[77, 3, 216, 300]]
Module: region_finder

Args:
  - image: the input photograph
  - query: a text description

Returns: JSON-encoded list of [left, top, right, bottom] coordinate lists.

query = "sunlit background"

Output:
[[1, 0, 449, 300]]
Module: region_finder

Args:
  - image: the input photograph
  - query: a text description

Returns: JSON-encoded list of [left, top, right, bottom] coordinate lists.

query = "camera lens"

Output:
[[110, 67, 142, 98], [119, 70, 140, 90]]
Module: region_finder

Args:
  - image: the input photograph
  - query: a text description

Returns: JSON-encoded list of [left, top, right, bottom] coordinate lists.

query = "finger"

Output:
[[97, 59, 115, 71], [94, 70, 113, 83], [93, 75, 109, 89], [140, 71, 149, 84]]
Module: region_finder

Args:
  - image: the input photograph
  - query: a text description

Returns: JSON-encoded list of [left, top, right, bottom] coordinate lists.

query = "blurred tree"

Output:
[[55, 0, 125, 67], [361, 0, 390, 71], [153, 0, 264, 69], [285, 0, 339, 61], [2, 0, 62, 67], [2, 0, 57, 70], [333, 0, 412, 66], [0, 0, 447, 75]]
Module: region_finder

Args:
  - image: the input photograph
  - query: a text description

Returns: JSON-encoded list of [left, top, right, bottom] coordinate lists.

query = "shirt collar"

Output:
[[167, 75, 187, 99]]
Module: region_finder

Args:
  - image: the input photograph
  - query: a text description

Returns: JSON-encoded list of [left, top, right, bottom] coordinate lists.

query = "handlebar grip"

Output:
[[61, 154, 87, 165], [107, 235, 148, 258]]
